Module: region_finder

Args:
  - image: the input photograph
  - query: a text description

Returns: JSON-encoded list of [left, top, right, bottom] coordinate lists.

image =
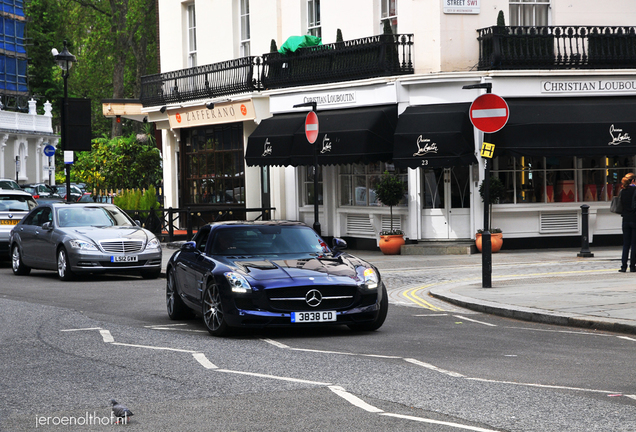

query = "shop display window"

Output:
[[181, 124, 245, 205], [302, 166, 323, 206], [338, 163, 407, 207], [492, 155, 635, 204]]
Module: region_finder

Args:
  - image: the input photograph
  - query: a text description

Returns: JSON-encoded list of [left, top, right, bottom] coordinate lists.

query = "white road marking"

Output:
[[262, 338, 290, 349], [617, 336, 636, 342], [625, 395, 636, 401], [467, 377, 616, 394], [193, 353, 218, 369], [110, 342, 197, 353], [414, 313, 449, 317], [99, 329, 114, 343], [147, 327, 208, 332], [60, 327, 103, 331], [404, 358, 466, 378], [328, 386, 384, 413], [454, 315, 497, 327], [381, 413, 501, 432], [144, 324, 188, 327], [216, 369, 331, 386]]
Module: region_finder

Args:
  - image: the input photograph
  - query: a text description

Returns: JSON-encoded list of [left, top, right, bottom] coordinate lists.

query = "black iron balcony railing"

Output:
[[140, 56, 263, 107], [139, 34, 414, 107], [478, 25, 636, 70], [261, 34, 414, 89]]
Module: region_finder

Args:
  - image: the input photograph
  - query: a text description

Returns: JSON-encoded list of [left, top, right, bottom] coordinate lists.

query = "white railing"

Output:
[[0, 99, 53, 134]]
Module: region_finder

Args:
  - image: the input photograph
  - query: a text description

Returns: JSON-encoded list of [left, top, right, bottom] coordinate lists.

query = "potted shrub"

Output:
[[375, 170, 406, 255], [476, 176, 506, 253]]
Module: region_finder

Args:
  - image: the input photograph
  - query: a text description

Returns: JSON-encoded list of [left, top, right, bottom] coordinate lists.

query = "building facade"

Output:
[[125, 0, 636, 248], [0, 0, 58, 187]]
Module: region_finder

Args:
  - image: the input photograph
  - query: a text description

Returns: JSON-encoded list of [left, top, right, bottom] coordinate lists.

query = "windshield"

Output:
[[56, 206, 134, 227], [210, 226, 329, 256], [0, 180, 20, 190], [0, 195, 37, 211]]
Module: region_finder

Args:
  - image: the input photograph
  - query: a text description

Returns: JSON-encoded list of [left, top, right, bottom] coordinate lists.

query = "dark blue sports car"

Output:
[[166, 221, 388, 336]]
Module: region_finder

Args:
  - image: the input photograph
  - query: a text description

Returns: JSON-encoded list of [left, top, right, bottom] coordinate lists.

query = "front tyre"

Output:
[[57, 247, 75, 281], [202, 283, 231, 336], [348, 284, 388, 332], [166, 268, 192, 320], [11, 245, 30, 276]]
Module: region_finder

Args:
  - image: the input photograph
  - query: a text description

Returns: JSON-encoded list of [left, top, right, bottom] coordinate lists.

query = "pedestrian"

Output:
[[619, 172, 636, 272]]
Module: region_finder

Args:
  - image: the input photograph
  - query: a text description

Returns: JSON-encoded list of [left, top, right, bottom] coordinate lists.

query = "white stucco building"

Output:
[[108, 0, 636, 250]]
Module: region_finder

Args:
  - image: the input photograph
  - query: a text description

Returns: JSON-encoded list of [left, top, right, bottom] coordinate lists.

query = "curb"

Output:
[[430, 285, 636, 336]]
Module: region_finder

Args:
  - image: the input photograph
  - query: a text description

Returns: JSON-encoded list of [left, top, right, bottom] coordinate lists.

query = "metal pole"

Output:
[[482, 156, 492, 288], [63, 71, 72, 203], [578, 204, 594, 257], [313, 139, 321, 236]]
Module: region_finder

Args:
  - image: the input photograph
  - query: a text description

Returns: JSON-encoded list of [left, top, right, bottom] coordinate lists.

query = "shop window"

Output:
[[301, 166, 323, 206], [491, 155, 635, 204], [239, 0, 250, 57], [307, 0, 321, 38], [181, 124, 245, 205], [509, 0, 550, 27], [339, 163, 407, 207]]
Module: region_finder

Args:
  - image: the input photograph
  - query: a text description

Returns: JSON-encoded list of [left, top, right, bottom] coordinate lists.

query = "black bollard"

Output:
[[577, 204, 594, 257]]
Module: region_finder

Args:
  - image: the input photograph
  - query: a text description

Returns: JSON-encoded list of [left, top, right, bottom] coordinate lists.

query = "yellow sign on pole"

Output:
[[481, 142, 495, 158]]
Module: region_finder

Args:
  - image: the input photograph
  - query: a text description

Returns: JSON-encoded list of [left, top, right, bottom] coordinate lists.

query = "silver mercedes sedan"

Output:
[[9, 202, 162, 280]]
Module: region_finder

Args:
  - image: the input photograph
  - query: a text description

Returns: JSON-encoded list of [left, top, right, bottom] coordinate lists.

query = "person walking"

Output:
[[619, 172, 636, 272]]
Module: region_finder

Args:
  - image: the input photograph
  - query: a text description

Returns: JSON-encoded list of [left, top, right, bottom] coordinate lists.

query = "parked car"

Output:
[[54, 184, 83, 202], [0, 189, 37, 257], [21, 186, 64, 204], [165, 221, 388, 336], [0, 179, 21, 190], [21, 183, 62, 200], [9, 202, 162, 280]]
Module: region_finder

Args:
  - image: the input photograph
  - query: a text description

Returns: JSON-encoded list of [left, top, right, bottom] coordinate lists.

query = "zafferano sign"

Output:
[[168, 100, 256, 129]]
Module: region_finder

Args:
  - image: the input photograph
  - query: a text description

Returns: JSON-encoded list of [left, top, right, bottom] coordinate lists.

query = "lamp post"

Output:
[[52, 41, 77, 203]]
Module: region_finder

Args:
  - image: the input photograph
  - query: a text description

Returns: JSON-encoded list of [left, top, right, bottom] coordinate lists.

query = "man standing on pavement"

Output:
[[619, 172, 636, 272]]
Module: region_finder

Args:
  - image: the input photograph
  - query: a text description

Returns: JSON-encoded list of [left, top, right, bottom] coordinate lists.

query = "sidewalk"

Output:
[[161, 244, 636, 335]]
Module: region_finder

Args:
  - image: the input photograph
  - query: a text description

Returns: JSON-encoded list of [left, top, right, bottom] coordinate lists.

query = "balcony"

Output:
[[478, 26, 636, 70], [139, 34, 414, 107]]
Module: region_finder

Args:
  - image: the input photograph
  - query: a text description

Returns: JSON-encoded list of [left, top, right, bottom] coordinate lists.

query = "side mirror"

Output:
[[42, 222, 53, 230], [180, 241, 196, 252], [332, 237, 347, 252], [135, 220, 142, 227]]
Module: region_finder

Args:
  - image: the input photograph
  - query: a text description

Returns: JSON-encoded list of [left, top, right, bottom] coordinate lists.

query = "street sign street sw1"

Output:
[[469, 93, 509, 134]]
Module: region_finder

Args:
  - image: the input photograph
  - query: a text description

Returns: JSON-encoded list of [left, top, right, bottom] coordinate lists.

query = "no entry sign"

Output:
[[305, 111, 319, 144], [469, 93, 509, 133]]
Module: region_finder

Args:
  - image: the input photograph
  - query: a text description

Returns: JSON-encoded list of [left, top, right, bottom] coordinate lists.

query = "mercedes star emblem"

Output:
[[305, 289, 323, 307]]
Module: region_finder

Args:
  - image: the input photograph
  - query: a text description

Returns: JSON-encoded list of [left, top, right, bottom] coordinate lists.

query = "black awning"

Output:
[[392, 103, 478, 169], [490, 97, 636, 157], [290, 104, 398, 166], [245, 112, 306, 166]]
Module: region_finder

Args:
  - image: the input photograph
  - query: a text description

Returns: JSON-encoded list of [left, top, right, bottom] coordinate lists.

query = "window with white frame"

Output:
[[240, 0, 250, 56], [307, 0, 321, 38], [187, 3, 197, 67], [301, 166, 323, 206], [339, 163, 407, 207], [381, 0, 397, 34], [509, 0, 550, 27]]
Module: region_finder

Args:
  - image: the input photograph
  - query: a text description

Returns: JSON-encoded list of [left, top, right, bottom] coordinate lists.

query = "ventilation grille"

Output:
[[99, 240, 145, 253], [346, 214, 374, 236], [381, 215, 402, 233], [540, 212, 579, 233]]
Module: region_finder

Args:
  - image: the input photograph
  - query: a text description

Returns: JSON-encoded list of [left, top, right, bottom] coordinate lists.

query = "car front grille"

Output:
[[99, 240, 144, 253], [267, 286, 357, 312]]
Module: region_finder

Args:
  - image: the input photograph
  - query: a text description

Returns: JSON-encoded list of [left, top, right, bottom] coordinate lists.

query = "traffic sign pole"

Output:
[[294, 101, 321, 236], [466, 87, 510, 289]]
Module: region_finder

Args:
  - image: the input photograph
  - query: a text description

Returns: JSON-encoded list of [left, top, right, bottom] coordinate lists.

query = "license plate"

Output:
[[111, 255, 138, 263], [291, 311, 336, 323], [0, 219, 18, 225]]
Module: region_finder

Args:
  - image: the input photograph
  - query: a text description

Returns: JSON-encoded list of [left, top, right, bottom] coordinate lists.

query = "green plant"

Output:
[[477, 228, 502, 234], [497, 10, 505, 27], [336, 28, 343, 42], [375, 171, 406, 235], [479, 176, 507, 231], [270, 39, 278, 53]]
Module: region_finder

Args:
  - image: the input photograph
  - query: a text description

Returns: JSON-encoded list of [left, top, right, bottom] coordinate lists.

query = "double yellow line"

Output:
[[403, 284, 446, 311]]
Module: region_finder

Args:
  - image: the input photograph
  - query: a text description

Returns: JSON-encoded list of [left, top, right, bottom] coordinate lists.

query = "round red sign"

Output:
[[305, 111, 319, 144], [469, 93, 509, 133]]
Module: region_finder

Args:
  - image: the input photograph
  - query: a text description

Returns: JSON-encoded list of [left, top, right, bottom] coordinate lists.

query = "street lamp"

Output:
[[52, 41, 77, 202]]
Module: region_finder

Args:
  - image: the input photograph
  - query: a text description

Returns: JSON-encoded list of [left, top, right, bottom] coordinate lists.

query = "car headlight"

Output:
[[224, 272, 252, 293], [69, 239, 99, 251], [145, 237, 161, 250], [358, 267, 379, 289]]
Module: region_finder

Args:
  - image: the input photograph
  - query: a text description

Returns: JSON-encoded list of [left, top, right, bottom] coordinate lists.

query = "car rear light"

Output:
[[33, 194, 40, 199]]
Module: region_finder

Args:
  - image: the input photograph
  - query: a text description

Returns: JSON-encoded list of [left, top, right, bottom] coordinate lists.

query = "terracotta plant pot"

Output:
[[475, 232, 503, 253], [379, 234, 405, 255]]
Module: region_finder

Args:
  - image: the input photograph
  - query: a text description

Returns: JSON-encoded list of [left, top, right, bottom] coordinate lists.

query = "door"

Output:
[[421, 167, 472, 239]]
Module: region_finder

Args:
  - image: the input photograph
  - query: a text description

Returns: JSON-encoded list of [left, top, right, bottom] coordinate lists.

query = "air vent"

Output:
[[346, 214, 374, 236], [540, 212, 579, 233], [381, 215, 402, 232]]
